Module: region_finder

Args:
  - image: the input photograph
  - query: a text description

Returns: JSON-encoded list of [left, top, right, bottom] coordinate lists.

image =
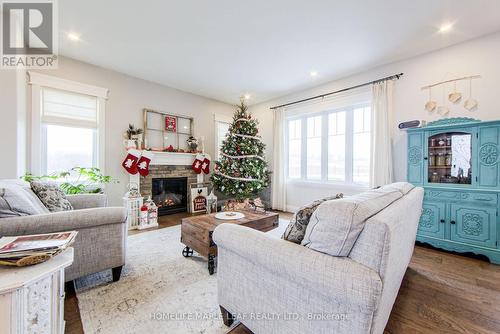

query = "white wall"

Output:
[[25, 57, 235, 205], [0, 69, 27, 179], [249, 31, 500, 212]]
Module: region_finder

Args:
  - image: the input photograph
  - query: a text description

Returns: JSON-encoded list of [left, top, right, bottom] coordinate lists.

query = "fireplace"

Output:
[[152, 177, 188, 216]]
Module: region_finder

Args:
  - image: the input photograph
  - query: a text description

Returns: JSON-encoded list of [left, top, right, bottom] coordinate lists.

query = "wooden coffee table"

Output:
[[181, 210, 279, 274]]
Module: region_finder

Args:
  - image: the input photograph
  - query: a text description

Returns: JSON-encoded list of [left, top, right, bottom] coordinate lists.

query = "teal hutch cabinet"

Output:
[[406, 117, 500, 264]]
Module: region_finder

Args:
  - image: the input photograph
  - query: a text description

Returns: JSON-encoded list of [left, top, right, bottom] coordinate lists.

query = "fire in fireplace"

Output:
[[152, 177, 188, 215]]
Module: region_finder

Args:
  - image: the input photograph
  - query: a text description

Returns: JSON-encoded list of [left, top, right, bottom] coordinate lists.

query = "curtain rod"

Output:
[[269, 73, 404, 110]]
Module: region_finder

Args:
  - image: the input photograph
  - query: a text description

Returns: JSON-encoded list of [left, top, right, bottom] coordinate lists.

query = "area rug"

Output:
[[75, 220, 287, 334]]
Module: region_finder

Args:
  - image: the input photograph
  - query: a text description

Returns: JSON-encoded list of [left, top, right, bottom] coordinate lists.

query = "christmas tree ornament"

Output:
[[122, 149, 142, 175], [192, 154, 203, 174], [137, 150, 154, 177]]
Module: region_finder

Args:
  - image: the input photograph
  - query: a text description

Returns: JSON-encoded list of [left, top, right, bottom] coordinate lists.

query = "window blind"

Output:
[[42, 87, 98, 127]]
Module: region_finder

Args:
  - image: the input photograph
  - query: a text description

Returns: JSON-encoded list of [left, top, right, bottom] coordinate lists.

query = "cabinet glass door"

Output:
[[427, 132, 472, 185]]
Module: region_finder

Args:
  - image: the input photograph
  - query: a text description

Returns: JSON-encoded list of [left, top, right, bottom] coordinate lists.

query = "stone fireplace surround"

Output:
[[129, 152, 206, 214]]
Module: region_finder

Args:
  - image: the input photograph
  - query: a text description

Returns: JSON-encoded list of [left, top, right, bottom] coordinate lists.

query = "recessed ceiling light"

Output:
[[310, 71, 318, 77], [438, 23, 453, 33], [67, 33, 80, 41], [244, 94, 251, 100]]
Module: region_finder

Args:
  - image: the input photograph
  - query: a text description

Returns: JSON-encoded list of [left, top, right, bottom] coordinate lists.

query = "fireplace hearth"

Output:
[[152, 177, 188, 215]]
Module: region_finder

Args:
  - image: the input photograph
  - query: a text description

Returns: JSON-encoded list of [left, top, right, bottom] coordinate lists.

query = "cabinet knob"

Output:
[[440, 219, 445, 223], [450, 220, 456, 225], [424, 157, 428, 160]]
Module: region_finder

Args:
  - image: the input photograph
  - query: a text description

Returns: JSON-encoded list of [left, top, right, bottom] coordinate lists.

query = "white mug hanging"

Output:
[[464, 78, 478, 111], [424, 88, 437, 112], [437, 106, 450, 116], [448, 82, 462, 103], [438, 86, 450, 115]]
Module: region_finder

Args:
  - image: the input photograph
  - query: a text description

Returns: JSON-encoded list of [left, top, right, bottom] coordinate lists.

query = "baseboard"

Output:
[[285, 205, 299, 213]]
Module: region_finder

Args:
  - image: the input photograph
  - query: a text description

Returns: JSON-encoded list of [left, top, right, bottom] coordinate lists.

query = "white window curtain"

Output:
[[272, 107, 287, 210], [370, 80, 394, 188]]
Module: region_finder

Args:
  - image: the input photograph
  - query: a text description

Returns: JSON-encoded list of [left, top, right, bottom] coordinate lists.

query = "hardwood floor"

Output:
[[65, 211, 500, 334]]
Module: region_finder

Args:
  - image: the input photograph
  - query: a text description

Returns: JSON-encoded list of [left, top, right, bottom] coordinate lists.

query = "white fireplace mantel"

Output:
[[149, 151, 197, 166], [129, 151, 206, 193]]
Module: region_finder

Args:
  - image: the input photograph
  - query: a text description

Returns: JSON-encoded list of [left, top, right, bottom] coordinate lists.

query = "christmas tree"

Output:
[[211, 99, 269, 199]]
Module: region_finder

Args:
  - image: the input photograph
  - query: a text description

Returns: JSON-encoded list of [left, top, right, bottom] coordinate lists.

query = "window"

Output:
[[215, 120, 230, 160], [286, 103, 371, 185], [41, 88, 99, 174], [353, 106, 371, 184], [287, 119, 301, 179], [306, 116, 322, 179], [44, 124, 96, 174], [328, 111, 346, 181], [28, 72, 107, 176]]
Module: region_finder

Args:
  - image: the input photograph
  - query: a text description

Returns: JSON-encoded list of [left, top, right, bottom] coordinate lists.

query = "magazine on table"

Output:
[[0, 231, 77, 260]]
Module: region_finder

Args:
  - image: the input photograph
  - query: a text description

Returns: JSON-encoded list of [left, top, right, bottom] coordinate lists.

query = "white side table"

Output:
[[0, 248, 74, 334]]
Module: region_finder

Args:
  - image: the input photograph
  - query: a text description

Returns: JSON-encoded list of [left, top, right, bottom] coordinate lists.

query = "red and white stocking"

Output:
[[137, 150, 154, 177], [122, 149, 141, 175], [201, 154, 211, 174], [192, 154, 203, 174]]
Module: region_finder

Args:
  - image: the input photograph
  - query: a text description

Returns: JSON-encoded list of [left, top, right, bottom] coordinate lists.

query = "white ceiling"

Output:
[[59, 0, 500, 105]]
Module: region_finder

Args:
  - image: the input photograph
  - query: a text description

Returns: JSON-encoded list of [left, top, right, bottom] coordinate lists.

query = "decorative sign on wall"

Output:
[[165, 116, 177, 132]]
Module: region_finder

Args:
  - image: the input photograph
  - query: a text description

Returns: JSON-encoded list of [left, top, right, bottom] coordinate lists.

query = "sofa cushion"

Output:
[[301, 188, 402, 256], [282, 193, 343, 244], [0, 180, 49, 214], [0, 185, 48, 218], [379, 182, 415, 195], [30, 181, 73, 212]]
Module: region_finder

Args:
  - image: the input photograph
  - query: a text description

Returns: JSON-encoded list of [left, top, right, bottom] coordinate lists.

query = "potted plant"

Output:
[[124, 124, 144, 149], [22, 167, 118, 194]]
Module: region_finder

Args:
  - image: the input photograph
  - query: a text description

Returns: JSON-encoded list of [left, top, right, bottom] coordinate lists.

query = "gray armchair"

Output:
[[0, 194, 127, 282]]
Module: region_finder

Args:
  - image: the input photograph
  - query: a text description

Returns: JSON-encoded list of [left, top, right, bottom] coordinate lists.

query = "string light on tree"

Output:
[[211, 97, 270, 198]]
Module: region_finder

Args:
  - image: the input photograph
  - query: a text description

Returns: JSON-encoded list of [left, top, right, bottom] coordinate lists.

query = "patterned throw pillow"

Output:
[[30, 181, 73, 212], [282, 193, 343, 244]]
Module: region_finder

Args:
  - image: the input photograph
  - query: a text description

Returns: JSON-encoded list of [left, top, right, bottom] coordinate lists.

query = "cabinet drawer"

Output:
[[425, 190, 497, 205]]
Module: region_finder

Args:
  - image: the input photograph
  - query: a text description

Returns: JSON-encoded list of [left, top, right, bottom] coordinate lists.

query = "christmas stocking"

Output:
[[201, 154, 211, 174], [192, 154, 203, 174], [137, 150, 154, 177], [122, 149, 141, 175]]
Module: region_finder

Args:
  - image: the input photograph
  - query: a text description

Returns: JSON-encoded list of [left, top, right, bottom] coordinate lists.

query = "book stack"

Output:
[[0, 231, 77, 267]]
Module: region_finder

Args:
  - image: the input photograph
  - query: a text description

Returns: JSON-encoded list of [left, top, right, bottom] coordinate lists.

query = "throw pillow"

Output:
[[282, 193, 343, 244], [30, 181, 73, 212], [0, 185, 48, 218], [0, 180, 50, 214], [301, 187, 403, 256]]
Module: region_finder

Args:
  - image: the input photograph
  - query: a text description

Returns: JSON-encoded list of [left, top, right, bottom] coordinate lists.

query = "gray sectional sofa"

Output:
[[0, 180, 127, 282], [214, 182, 424, 334]]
